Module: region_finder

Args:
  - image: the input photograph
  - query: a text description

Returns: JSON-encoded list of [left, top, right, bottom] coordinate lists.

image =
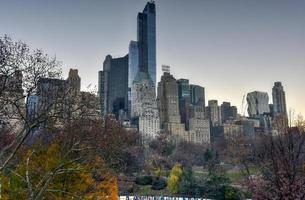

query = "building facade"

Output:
[[190, 84, 205, 107], [137, 1, 156, 88], [131, 71, 160, 140], [247, 91, 270, 117], [272, 82, 287, 116], [189, 105, 210, 143], [221, 102, 238, 123], [157, 72, 186, 138], [206, 100, 222, 127], [100, 54, 129, 119]]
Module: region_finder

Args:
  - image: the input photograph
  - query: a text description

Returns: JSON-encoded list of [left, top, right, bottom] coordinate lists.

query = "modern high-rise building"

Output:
[[272, 82, 287, 116], [247, 91, 270, 117], [190, 84, 205, 107], [177, 79, 190, 99], [99, 54, 129, 119], [137, 1, 156, 88], [128, 41, 139, 89], [177, 79, 190, 127]]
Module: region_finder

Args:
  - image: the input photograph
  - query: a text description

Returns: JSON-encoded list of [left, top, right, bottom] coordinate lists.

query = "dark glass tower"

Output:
[[137, 1, 156, 88], [190, 84, 205, 107], [100, 54, 129, 118]]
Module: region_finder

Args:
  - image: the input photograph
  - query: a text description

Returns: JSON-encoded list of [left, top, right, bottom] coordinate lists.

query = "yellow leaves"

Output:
[[0, 173, 10, 200], [167, 163, 183, 194], [85, 176, 118, 200], [4, 141, 119, 199]]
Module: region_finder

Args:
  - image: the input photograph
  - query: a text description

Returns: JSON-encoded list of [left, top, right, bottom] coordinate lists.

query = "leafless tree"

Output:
[[242, 114, 305, 199]]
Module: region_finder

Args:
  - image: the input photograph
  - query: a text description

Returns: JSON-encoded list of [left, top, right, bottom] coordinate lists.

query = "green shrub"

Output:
[[151, 178, 167, 190], [135, 175, 153, 185]]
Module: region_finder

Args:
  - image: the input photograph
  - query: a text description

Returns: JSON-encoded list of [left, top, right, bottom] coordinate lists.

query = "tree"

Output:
[[0, 35, 62, 171], [167, 163, 183, 194], [178, 165, 197, 195], [171, 141, 208, 167], [2, 135, 118, 199], [242, 115, 305, 199]]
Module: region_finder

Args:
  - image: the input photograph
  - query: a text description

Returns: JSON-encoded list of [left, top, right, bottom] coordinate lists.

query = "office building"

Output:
[[100, 54, 129, 119], [157, 71, 186, 138], [131, 71, 160, 140], [247, 91, 270, 118], [137, 1, 156, 88], [190, 84, 205, 107], [221, 102, 238, 123], [206, 100, 222, 127], [272, 82, 287, 116]]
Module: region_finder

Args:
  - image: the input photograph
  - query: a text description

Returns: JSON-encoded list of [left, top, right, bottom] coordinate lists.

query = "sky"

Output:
[[1, 0, 304, 116]]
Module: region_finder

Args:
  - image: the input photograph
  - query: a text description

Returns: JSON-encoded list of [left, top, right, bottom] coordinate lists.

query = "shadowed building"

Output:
[[99, 55, 129, 119], [190, 84, 205, 107], [272, 82, 287, 116], [177, 79, 190, 128], [137, 1, 156, 88], [220, 102, 238, 123]]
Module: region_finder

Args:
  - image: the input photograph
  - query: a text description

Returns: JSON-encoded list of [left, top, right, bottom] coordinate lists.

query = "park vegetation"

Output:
[[1, 35, 305, 199]]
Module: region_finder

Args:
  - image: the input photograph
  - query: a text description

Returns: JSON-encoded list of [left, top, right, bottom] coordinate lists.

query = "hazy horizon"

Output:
[[1, 0, 304, 116]]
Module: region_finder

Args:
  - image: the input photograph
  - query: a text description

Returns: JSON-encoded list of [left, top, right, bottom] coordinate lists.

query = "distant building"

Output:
[[100, 54, 129, 119], [177, 79, 190, 128], [128, 41, 139, 89], [0, 70, 24, 130], [137, 1, 156, 88], [220, 102, 238, 123], [98, 71, 105, 115], [67, 69, 81, 93], [27, 95, 39, 121], [157, 71, 186, 139], [272, 82, 287, 116], [247, 91, 270, 118], [189, 105, 210, 143], [206, 100, 222, 127], [37, 78, 67, 110], [190, 84, 205, 107], [131, 71, 160, 140]]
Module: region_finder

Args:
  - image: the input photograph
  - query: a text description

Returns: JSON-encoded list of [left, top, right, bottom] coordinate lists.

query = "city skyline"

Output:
[[1, 0, 304, 116]]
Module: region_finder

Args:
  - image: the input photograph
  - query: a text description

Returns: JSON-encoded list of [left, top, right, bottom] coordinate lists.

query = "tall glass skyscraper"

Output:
[[128, 41, 139, 89], [137, 1, 156, 87]]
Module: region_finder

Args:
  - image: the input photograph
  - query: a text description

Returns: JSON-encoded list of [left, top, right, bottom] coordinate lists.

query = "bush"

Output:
[[151, 178, 167, 190], [135, 175, 153, 185]]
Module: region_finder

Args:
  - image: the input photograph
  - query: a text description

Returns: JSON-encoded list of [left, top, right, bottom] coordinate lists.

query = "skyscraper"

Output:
[[247, 91, 270, 117], [272, 82, 287, 116], [190, 84, 205, 107], [100, 54, 129, 119], [128, 41, 139, 89], [157, 71, 186, 137], [131, 71, 160, 140], [177, 79, 190, 127], [137, 1, 156, 87]]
